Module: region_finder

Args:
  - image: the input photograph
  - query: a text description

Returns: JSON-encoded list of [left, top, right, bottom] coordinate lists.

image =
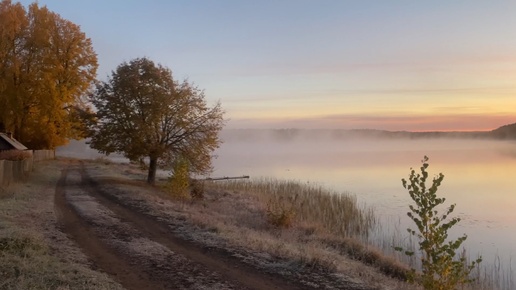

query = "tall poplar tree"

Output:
[[89, 58, 224, 184], [0, 0, 97, 149]]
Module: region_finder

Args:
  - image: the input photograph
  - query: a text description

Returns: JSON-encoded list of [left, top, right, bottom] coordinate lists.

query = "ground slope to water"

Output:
[[2, 158, 410, 289], [55, 161, 306, 290]]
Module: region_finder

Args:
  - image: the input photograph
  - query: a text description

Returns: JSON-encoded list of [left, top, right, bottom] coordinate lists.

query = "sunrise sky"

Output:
[[18, 0, 516, 131]]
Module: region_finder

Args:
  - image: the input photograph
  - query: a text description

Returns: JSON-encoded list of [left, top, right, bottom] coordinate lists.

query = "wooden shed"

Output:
[[0, 133, 28, 151]]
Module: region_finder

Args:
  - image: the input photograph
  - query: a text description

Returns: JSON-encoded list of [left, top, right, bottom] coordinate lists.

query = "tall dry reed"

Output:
[[210, 178, 377, 239]]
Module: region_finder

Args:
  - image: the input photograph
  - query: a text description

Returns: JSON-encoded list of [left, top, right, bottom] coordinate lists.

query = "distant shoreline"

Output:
[[220, 122, 516, 141]]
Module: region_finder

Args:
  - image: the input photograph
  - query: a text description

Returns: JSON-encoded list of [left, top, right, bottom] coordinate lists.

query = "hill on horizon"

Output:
[[490, 122, 516, 139]]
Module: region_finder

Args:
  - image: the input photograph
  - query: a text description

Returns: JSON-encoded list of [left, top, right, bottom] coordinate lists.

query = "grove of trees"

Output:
[[0, 1, 224, 184], [89, 58, 224, 184], [0, 0, 98, 149]]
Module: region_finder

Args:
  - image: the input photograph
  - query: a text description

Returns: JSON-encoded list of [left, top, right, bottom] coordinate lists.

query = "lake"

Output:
[[211, 130, 516, 276]]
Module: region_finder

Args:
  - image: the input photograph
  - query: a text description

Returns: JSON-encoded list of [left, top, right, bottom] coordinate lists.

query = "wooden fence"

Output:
[[0, 150, 54, 186], [33, 150, 55, 162]]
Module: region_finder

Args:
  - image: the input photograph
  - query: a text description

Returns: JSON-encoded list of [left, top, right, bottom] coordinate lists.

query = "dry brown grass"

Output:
[[210, 178, 377, 238], [42, 159, 512, 290], [4, 157, 508, 289], [185, 179, 510, 289], [266, 197, 296, 228], [83, 162, 412, 288], [202, 179, 411, 279]]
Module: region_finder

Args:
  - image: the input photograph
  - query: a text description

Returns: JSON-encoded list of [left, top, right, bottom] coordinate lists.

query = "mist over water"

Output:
[[212, 129, 516, 269]]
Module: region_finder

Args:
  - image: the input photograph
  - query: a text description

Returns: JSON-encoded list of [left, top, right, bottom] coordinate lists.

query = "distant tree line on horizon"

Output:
[[221, 123, 516, 142]]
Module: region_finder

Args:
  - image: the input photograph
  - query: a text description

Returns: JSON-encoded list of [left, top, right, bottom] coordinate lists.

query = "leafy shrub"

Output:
[[166, 158, 191, 201], [395, 156, 481, 289], [266, 194, 298, 228], [189, 178, 205, 199]]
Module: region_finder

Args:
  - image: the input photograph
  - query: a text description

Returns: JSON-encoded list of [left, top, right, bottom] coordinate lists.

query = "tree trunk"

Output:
[[147, 156, 158, 184]]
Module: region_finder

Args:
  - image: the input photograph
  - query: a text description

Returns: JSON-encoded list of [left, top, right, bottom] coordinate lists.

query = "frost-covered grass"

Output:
[[0, 159, 123, 290]]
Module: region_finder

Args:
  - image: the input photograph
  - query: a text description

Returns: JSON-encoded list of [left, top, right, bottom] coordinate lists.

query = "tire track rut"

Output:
[[55, 162, 303, 290], [55, 166, 163, 290]]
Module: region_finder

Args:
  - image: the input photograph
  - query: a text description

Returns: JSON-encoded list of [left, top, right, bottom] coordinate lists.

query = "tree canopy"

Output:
[[0, 0, 98, 149], [89, 57, 225, 184]]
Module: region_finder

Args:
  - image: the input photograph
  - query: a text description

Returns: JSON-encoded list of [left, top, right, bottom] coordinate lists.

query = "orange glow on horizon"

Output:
[[227, 113, 516, 132]]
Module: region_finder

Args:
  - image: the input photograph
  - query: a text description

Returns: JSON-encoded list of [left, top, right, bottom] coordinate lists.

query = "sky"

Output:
[[17, 0, 516, 131]]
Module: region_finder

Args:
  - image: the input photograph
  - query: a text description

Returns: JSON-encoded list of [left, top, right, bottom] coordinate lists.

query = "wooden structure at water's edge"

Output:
[[204, 175, 250, 181]]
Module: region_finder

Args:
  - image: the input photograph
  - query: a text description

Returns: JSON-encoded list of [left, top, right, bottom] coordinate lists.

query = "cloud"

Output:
[[220, 53, 516, 79], [227, 113, 515, 132]]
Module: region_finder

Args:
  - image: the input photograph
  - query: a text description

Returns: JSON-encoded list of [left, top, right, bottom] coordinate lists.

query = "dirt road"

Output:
[[55, 162, 358, 290]]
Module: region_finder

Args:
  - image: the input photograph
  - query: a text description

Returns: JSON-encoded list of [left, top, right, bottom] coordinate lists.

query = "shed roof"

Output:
[[0, 133, 28, 150]]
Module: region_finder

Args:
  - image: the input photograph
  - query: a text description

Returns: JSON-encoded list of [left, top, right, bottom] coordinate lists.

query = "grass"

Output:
[[210, 178, 376, 237], [472, 256, 515, 290], [204, 178, 514, 290], [0, 158, 123, 290], [83, 162, 413, 288], [204, 178, 411, 281], [0, 231, 120, 290], [377, 225, 515, 290], [2, 158, 512, 289]]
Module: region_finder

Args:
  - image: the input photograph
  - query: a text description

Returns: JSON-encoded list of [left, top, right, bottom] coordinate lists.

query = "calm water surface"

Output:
[[212, 135, 516, 270]]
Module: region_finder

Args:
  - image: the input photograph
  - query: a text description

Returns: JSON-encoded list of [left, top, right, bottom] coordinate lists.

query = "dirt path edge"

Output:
[[54, 167, 165, 290], [78, 163, 306, 290]]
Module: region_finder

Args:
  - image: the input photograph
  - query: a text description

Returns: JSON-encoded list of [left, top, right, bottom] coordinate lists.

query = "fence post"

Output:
[[4, 160, 13, 186], [1, 149, 56, 187], [0, 160, 4, 186]]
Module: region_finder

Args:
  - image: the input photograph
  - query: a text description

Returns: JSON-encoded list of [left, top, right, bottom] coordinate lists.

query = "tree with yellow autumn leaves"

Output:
[[0, 0, 97, 149], [0, 2, 224, 184]]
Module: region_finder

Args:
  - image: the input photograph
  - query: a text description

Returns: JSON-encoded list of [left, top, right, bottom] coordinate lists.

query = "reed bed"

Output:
[[210, 177, 377, 239], [366, 215, 515, 289], [208, 177, 514, 290]]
